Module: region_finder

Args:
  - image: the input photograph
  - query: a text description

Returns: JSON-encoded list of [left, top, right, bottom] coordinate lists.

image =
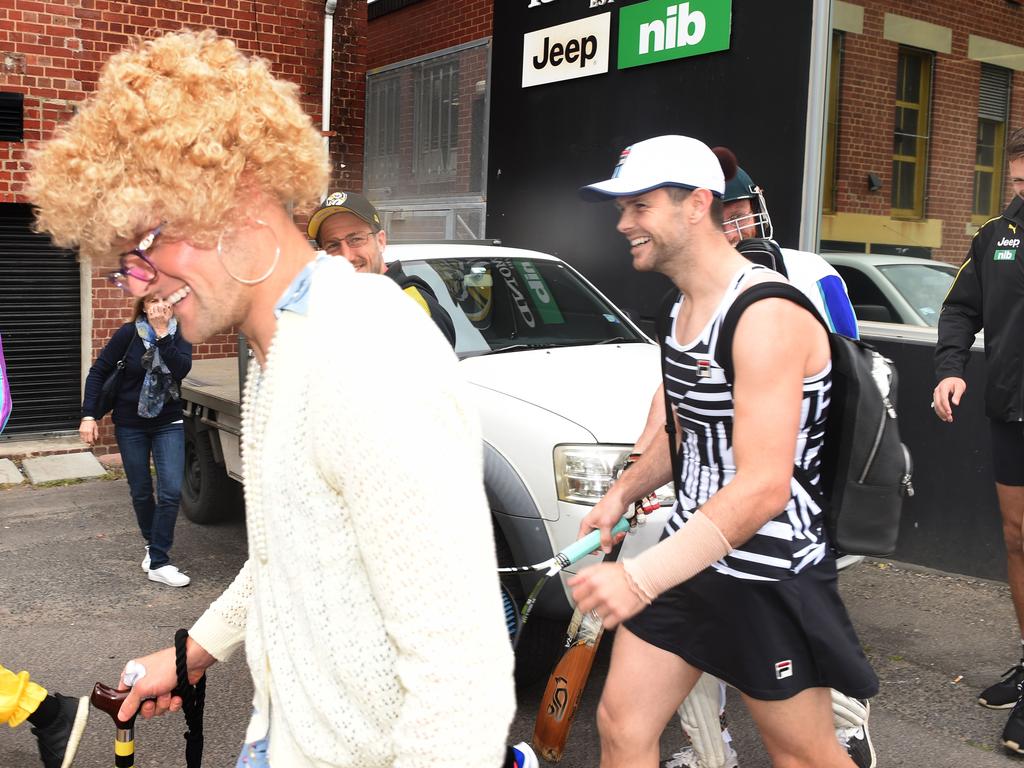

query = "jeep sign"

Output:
[[522, 13, 611, 88], [618, 0, 731, 70]]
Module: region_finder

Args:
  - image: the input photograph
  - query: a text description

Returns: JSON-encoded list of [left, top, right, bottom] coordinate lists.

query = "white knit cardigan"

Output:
[[190, 258, 515, 767]]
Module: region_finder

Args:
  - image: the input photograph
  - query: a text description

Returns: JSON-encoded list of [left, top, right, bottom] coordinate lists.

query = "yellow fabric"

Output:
[[402, 285, 430, 315], [0, 664, 48, 728]]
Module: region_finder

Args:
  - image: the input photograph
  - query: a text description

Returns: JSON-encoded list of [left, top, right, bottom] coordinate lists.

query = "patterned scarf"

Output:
[[135, 318, 181, 418]]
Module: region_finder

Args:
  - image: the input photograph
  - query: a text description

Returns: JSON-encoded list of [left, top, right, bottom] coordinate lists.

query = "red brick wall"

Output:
[[833, 1, 1024, 264], [368, 0, 493, 68], [0, 0, 366, 447]]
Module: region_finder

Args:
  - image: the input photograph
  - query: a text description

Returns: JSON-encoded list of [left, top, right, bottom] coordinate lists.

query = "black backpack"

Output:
[[709, 281, 913, 556]]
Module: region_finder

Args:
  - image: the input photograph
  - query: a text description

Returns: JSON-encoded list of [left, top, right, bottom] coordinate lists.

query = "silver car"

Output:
[[823, 253, 959, 327]]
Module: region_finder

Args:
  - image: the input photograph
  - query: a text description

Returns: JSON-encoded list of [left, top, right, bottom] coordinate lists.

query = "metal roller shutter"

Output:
[[0, 203, 82, 437]]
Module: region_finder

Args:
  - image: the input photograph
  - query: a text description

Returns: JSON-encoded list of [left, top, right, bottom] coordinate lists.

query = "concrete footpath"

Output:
[[2, 476, 1024, 766], [0, 438, 120, 487]]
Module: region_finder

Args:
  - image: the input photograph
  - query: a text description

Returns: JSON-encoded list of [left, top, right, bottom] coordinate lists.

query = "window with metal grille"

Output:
[[891, 48, 933, 219], [972, 65, 1011, 222], [366, 73, 401, 186], [364, 40, 489, 238], [0, 92, 25, 142], [414, 60, 459, 182]]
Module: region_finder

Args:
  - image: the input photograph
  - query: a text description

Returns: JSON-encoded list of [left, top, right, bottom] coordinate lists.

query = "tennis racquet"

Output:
[[501, 515, 631, 649]]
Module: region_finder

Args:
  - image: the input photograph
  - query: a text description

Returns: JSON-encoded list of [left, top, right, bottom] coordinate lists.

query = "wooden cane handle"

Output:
[[90, 682, 137, 729]]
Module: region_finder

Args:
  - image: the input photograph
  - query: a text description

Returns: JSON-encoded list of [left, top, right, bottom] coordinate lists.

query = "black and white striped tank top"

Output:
[[662, 264, 832, 581]]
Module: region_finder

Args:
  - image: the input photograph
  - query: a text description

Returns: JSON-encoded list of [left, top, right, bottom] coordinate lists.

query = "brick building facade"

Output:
[[823, 0, 1024, 264], [368, 0, 492, 67], [0, 0, 366, 447]]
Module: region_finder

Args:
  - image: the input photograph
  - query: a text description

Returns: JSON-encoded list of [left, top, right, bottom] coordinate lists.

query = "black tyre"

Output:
[[494, 521, 564, 689], [181, 420, 243, 524]]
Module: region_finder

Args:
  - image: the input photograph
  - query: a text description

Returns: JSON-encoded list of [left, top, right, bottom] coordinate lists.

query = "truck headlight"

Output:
[[553, 444, 675, 506]]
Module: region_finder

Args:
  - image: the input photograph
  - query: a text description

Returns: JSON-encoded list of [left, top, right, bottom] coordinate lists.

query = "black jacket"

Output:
[[935, 196, 1024, 421], [384, 261, 457, 346], [82, 322, 193, 428]]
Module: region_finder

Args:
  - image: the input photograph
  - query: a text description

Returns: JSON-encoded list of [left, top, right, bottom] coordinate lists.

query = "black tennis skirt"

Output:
[[623, 557, 878, 701]]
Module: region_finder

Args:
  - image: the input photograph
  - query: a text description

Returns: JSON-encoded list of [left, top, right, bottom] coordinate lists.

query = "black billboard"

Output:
[[487, 0, 817, 325]]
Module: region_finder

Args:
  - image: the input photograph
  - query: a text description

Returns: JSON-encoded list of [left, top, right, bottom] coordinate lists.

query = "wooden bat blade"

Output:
[[532, 610, 605, 762]]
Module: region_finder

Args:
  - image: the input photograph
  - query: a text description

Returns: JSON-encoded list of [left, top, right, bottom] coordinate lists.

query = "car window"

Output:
[[400, 257, 645, 356], [834, 266, 901, 323], [876, 264, 956, 327]]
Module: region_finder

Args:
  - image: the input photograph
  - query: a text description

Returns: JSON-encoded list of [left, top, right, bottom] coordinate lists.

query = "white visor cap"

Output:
[[579, 135, 725, 201]]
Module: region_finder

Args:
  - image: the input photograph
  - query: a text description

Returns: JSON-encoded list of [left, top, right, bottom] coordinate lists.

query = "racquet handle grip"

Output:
[[560, 516, 631, 566]]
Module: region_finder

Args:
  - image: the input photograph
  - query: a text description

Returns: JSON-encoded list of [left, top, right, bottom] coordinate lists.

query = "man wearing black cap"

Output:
[[307, 191, 456, 345], [568, 135, 876, 768]]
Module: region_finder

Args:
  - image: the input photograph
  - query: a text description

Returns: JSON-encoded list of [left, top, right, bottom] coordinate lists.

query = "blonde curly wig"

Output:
[[28, 29, 329, 261]]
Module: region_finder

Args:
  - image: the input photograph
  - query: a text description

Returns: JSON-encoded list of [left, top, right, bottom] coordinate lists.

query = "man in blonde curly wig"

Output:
[[29, 29, 515, 767]]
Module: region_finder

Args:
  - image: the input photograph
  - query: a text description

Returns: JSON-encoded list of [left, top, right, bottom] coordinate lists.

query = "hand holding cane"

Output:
[[91, 683, 139, 768]]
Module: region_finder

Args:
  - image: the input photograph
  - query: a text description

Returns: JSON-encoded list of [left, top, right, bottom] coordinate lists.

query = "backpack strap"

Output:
[[117, 330, 137, 367], [715, 280, 828, 384], [654, 288, 682, 490], [714, 280, 832, 511], [735, 237, 789, 278]]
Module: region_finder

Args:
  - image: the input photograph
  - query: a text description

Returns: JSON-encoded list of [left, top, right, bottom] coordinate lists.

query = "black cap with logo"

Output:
[[307, 191, 382, 243]]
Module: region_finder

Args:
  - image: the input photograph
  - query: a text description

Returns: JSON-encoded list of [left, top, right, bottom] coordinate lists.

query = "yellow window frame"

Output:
[[891, 48, 932, 220]]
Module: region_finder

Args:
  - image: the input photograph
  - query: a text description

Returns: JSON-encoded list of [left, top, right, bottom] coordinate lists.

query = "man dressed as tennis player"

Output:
[[569, 135, 877, 768]]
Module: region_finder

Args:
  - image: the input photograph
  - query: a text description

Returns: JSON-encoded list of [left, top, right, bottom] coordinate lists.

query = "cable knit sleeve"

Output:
[[189, 559, 252, 661], [311, 274, 515, 768]]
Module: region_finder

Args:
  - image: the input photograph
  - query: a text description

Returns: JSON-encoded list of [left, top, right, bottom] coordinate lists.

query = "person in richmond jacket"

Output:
[[933, 126, 1024, 754]]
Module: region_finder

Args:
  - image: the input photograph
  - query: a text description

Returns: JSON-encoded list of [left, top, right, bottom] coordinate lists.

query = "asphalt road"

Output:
[[3, 477, 1024, 767]]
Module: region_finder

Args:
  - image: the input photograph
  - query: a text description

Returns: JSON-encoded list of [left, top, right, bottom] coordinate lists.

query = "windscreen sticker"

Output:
[[513, 260, 565, 325], [494, 259, 536, 328]]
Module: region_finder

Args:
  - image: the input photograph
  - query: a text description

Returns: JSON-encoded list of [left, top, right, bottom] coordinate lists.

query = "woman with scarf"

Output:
[[80, 294, 193, 587]]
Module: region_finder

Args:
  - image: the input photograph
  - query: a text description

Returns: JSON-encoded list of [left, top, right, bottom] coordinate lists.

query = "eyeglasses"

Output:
[[108, 224, 163, 291], [322, 231, 375, 254]]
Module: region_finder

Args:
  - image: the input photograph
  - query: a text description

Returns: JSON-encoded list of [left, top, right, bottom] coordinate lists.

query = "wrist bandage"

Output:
[[622, 510, 732, 602]]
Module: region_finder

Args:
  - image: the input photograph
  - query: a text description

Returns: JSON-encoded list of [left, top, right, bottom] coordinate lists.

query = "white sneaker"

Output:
[[661, 743, 739, 768], [141, 546, 150, 572], [510, 743, 538, 768], [148, 564, 191, 587]]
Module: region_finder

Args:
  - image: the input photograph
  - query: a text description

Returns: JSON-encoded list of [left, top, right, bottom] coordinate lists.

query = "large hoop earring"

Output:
[[217, 219, 281, 285]]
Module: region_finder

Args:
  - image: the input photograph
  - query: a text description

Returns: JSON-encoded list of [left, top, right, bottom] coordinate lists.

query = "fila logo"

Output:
[[775, 660, 793, 680], [997, 236, 1021, 248], [696, 359, 712, 378]]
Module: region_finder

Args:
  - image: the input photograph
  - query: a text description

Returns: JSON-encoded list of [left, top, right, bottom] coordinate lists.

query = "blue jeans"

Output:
[[235, 737, 270, 767], [115, 421, 184, 571]]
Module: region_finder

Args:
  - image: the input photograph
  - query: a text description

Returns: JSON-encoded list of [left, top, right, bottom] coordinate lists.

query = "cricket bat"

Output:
[[532, 472, 656, 761], [531, 604, 606, 762]]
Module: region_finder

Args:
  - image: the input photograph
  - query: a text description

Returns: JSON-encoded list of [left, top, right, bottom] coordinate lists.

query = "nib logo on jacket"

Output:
[[995, 235, 1020, 261]]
